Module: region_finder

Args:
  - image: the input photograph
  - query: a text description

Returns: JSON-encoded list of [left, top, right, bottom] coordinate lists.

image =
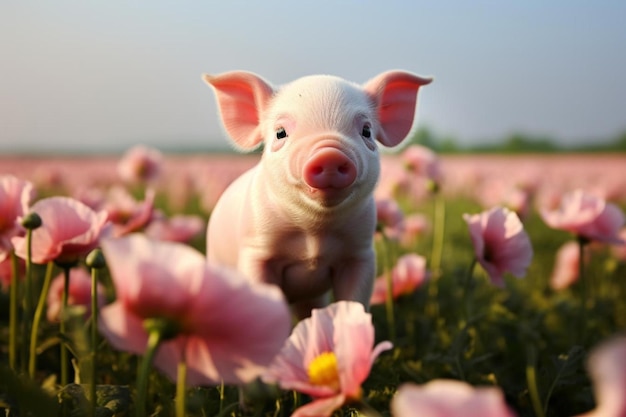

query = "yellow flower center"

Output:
[[307, 351, 340, 389]]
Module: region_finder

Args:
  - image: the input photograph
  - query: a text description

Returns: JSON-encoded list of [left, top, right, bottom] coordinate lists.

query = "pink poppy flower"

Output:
[[550, 241, 587, 290], [375, 161, 411, 202], [401, 144, 442, 186], [46, 267, 106, 322], [98, 234, 291, 386], [0, 175, 35, 262], [12, 197, 110, 265], [376, 198, 405, 240], [401, 213, 431, 247], [263, 301, 392, 417], [391, 380, 517, 417], [144, 213, 205, 243], [0, 256, 25, 288], [73, 186, 107, 211], [576, 336, 626, 417], [370, 254, 428, 305], [477, 180, 530, 221], [540, 189, 625, 244], [103, 186, 155, 237], [117, 145, 163, 184], [463, 207, 533, 286]]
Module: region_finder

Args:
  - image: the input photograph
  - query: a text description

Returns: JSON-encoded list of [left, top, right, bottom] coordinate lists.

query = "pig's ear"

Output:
[[203, 71, 275, 151], [364, 70, 433, 148]]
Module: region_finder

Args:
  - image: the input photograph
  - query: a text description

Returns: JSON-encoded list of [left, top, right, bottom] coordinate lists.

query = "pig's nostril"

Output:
[[312, 166, 324, 175], [338, 164, 350, 175]]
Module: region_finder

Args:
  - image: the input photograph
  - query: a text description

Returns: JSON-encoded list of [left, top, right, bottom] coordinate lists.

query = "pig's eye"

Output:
[[361, 125, 372, 139], [276, 127, 288, 140]]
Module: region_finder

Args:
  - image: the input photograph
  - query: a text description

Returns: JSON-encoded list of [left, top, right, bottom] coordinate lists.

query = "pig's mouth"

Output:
[[304, 184, 356, 207]]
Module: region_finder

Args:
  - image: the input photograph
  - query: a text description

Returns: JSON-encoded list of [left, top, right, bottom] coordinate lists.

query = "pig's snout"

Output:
[[303, 148, 357, 190]]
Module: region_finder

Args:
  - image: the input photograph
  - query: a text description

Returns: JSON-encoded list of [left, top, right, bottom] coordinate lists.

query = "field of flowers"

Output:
[[1, 148, 625, 417]]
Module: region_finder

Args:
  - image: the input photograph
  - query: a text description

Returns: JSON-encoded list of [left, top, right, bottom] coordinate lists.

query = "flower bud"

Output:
[[86, 248, 106, 269], [21, 212, 42, 230]]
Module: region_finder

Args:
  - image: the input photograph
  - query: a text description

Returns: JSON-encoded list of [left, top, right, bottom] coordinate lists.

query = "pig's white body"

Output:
[[204, 71, 431, 317]]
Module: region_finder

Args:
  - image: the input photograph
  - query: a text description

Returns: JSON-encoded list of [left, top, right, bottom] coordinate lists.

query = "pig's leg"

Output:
[[292, 295, 330, 319], [236, 248, 274, 286], [331, 253, 376, 310]]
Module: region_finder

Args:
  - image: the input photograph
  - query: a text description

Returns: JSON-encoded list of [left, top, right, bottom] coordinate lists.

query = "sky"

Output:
[[1, 1, 625, 153]]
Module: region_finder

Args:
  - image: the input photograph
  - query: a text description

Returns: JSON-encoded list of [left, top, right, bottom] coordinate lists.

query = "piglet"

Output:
[[203, 70, 431, 318]]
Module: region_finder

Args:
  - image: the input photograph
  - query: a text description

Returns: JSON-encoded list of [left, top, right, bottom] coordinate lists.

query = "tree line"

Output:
[[404, 127, 626, 154]]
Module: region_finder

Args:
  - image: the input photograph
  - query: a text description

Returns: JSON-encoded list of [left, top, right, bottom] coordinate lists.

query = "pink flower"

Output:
[[103, 186, 155, 237], [0, 175, 35, 262], [12, 197, 110, 265], [144, 213, 205, 243], [98, 234, 291, 386], [391, 380, 517, 417], [540, 189, 625, 244], [401, 213, 430, 247], [477, 180, 530, 221], [550, 241, 586, 290], [117, 145, 163, 184], [0, 256, 25, 289], [463, 207, 533, 286], [263, 301, 392, 417], [376, 198, 405, 240], [576, 337, 626, 417], [73, 186, 107, 211], [370, 254, 428, 305], [46, 267, 106, 322], [401, 144, 442, 186], [375, 160, 411, 202]]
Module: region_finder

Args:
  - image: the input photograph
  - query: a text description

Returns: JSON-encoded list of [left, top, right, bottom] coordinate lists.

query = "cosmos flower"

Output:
[[264, 301, 392, 417]]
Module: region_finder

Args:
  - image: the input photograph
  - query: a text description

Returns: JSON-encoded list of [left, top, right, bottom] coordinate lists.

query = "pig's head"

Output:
[[203, 70, 432, 214]]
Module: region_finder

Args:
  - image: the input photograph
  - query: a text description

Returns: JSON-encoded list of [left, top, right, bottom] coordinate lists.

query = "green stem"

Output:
[[380, 231, 396, 344], [354, 399, 384, 417], [9, 252, 19, 371], [90, 266, 99, 417], [462, 258, 477, 321], [426, 193, 445, 317], [577, 236, 589, 343], [218, 380, 225, 414], [22, 228, 34, 374], [136, 329, 165, 417], [525, 345, 545, 417], [429, 192, 446, 278], [578, 237, 586, 302], [28, 261, 54, 379], [215, 403, 239, 417], [60, 266, 71, 386], [176, 359, 187, 417]]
